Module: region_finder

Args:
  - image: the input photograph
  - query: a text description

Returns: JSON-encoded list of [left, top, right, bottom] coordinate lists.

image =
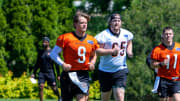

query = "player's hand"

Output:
[[112, 45, 119, 56], [57, 76, 60, 80], [161, 59, 169, 66], [151, 61, 160, 68], [62, 63, 72, 72], [127, 53, 133, 58], [31, 74, 35, 78], [89, 63, 95, 71]]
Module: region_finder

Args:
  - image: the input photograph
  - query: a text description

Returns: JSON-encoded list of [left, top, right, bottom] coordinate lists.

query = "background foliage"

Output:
[[1, 0, 74, 76], [0, 71, 100, 100], [0, 0, 180, 100]]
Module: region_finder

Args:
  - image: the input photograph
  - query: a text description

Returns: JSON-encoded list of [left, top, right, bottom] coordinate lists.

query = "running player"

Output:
[[150, 27, 180, 101], [95, 13, 133, 101], [50, 11, 119, 101]]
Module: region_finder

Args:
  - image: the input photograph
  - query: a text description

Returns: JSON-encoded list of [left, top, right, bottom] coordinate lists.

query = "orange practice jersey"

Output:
[[56, 32, 99, 71], [151, 42, 180, 80]]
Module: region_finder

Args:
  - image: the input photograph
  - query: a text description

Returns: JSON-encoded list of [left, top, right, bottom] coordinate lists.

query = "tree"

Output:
[[31, 0, 74, 49], [76, 0, 132, 14], [2, 0, 75, 76], [2, 0, 37, 77], [0, 8, 8, 75]]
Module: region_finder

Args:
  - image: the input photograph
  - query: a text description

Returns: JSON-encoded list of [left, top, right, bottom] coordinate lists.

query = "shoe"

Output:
[[58, 98, 62, 101]]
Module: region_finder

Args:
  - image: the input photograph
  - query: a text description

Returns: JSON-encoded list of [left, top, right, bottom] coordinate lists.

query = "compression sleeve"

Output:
[[50, 45, 64, 66]]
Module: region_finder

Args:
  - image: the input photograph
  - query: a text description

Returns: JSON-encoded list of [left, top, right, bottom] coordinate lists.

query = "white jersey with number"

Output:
[[95, 28, 133, 72]]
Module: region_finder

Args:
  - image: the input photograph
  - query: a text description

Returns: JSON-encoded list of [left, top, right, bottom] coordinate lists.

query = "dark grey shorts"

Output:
[[98, 68, 128, 92]]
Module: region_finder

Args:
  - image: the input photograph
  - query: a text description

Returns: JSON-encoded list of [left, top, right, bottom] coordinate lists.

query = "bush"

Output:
[[0, 71, 54, 99], [0, 71, 101, 99]]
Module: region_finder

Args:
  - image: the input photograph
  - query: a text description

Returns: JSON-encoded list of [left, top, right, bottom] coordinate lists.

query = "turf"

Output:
[[0, 99, 56, 101], [0, 99, 101, 101]]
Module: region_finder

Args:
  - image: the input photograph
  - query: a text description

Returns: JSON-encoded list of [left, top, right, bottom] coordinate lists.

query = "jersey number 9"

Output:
[[78, 46, 86, 63]]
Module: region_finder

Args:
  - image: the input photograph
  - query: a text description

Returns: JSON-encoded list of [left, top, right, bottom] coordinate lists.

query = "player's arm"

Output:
[[54, 63, 60, 80], [31, 52, 40, 78], [127, 40, 133, 58], [89, 51, 97, 71], [146, 52, 155, 71], [150, 59, 168, 69], [150, 59, 162, 69], [50, 45, 71, 72], [96, 43, 119, 56]]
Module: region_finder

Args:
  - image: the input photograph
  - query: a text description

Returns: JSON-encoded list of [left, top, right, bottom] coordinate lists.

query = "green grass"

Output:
[[0, 99, 101, 101], [0, 99, 56, 101]]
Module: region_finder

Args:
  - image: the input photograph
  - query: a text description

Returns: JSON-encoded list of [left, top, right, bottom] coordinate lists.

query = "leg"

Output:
[[168, 97, 173, 101], [51, 84, 61, 100], [101, 90, 112, 101], [173, 81, 180, 101], [76, 94, 87, 101], [160, 98, 166, 101], [72, 71, 90, 101], [47, 72, 61, 101], [98, 70, 113, 101], [113, 87, 125, 101], [60, 72, 73, 101], [38, 72, 45, 101], [159, 97, 169, 101], [173, 93, 180, 101], [112, 69, 128, 101], [39, 83, 44, 101]]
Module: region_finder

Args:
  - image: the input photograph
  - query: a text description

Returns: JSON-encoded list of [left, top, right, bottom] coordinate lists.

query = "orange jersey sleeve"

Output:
[[56, 34, 66, 48], [56, 32, 99, 71], [151, 43, 180, 80]]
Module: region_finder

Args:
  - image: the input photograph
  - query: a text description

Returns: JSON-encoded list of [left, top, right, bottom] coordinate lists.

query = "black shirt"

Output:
[[33, 49, 60, 76]]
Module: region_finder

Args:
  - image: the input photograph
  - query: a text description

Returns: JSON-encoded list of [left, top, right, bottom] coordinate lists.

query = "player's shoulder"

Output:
[[86, 34, 97, 41], [174, 42, 180, 52], [153, 44, 164, 52], [175, 42, 180, 47], [86, 34, 94, 38], [95, 29, 112, 39], [57, 32, 75, 41], [58, 32, 73, 37]]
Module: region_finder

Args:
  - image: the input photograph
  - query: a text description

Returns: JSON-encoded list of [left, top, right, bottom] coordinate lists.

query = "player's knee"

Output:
[[52, 82, 56, 86], [76, 94, 86, 101], [52, 86, 57, 91], [119, 87, 125, 93], [39, 84, 44, 90]]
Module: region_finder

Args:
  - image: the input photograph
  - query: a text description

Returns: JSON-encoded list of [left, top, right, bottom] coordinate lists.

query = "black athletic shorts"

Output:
[[174, 81, 180, 93], [38, 72, 56, 86], [98, 68, 128, 92], [60, 71, 89, 101], [158, 77, 179, 98]]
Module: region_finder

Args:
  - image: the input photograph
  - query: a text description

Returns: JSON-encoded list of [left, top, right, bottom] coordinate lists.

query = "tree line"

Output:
[[0, 0, 180, 100]]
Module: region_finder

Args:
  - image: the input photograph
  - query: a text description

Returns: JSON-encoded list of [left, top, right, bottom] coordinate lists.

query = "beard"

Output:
[[43, 44, 48, 49]]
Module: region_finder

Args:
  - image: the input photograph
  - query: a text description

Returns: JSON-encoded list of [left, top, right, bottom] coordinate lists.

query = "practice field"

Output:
[[0, 99, 101, 101], [0, 99, 57, 101]]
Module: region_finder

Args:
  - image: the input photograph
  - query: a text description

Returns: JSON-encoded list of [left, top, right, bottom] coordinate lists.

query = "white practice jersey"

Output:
[[95, 28, 133, 72]]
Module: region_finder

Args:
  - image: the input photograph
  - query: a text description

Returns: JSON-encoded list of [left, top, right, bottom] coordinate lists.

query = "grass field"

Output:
[[0, 99, 57, 101], [0, 99, 101, 101]]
